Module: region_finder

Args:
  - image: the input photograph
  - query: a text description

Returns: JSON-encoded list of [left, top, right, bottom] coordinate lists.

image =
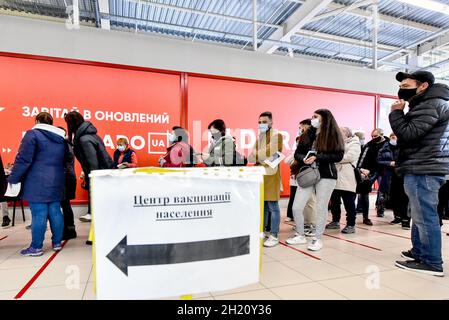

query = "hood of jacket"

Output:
[[410, 83, 449, 108], [32, 124, 66, 143], [346, 135, 360, 146], [75, 122, 98, 141]]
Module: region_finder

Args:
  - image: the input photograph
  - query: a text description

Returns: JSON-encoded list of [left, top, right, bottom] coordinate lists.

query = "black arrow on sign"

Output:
[[106, 235, 250, 276]]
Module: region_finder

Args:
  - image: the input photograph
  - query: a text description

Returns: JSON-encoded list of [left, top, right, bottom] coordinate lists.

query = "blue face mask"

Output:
[[259, 123, 269, 133], [390, 139, 397, 146]]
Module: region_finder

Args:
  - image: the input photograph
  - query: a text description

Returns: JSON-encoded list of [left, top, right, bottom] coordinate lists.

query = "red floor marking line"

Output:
[[356, 226, 411, 240], [279, 241, 321, 260], [0, 236, 7, 241], [14, 240, 69, 299], [323, 233, 382, 251]]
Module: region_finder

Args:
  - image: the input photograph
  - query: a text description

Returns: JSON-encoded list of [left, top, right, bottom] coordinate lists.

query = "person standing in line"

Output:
[[326, 127, 361, 234], [55, 126, 78, 240], [286, 109, 344, 251], [285, 119, 312, 222], [64, 111, 114, 244], [391, 70, 449, 277], [248, 111, 283, 248], [357, 128, 389, 225], [377, 133, 411, 230], [9, 112, 66, 256]]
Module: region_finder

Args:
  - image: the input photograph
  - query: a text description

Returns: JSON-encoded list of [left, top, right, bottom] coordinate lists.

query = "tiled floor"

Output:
[[1, 200, 449, 300]]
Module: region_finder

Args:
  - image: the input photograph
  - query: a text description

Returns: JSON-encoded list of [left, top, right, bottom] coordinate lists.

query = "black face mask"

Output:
[[371, 136, 382, 143], [398, 88, 418, 101]]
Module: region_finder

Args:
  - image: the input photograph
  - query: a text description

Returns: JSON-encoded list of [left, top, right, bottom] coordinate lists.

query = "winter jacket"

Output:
[[357, 137, 389, 174], [113, 147, 138, 168], [335, 136, 361, 193], [389, 83, 449, 175], [203, 135, 236, 167], [73, 122, 114, 185], [248, 129, 283, 201], [377, 142, 399, 194], [8, 124, 66, 203], [161, 141, 196, 167], [294, 130, 344, 180], [0, 155, 6, 202], [63, 142, 77, 201]]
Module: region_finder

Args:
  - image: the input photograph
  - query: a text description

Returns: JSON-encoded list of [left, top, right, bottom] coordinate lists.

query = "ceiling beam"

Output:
[[288, 0, 441, 32], [376, 28, 449, 66], [295, 29, 403, 52], [132, 0, 281, 30], [308, 0, 373, 23], [417, 33, 449, 56], [258, 0, 333, 54]]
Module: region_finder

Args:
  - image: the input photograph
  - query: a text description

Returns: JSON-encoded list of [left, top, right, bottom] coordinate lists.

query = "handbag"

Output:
[[351, 164, 363, 185], [296, 162, 321, 188]]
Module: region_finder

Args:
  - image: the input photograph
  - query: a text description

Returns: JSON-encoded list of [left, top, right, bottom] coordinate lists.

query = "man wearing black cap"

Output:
[[389, 70, 449, 277]]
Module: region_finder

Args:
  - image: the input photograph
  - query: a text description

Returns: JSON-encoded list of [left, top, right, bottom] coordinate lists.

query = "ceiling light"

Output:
[[397, 0, 449, 15]]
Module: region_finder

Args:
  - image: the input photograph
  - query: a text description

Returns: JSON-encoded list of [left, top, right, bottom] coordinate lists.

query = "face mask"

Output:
[[259, 124, 269, 133], [372, 136, 382, 143], [168, 134, 177, 144], [210, 131, 222, 140], [390, 139, 397, 146], [117, 145, 125, 152], [360, 139, 365, 145], [311, 118, 320, 129], [398, 88, 418, 101]]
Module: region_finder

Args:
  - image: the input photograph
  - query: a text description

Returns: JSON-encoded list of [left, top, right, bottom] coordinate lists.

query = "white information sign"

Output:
[[91, 167, 264, 300]]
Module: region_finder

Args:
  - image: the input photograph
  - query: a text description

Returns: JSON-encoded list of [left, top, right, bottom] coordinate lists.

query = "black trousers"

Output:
[[390, 174, 410, 222], [286, 186, 297, 220], [330, 190, 357, 227], [359, 193, 370, 219], [61, 199, 75, 229]]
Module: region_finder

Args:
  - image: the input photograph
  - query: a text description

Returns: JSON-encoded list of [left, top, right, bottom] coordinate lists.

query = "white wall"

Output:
[[0, 14, 398, 96]]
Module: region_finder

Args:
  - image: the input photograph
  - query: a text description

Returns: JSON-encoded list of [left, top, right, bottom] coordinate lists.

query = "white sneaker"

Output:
[[286, 233, 307, 245], [307, 238, 323, 251], [263, 235, 279, 248], [79, 213, 92, 222]]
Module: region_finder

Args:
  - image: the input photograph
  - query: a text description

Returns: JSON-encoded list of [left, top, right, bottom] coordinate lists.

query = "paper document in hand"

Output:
[[5, 183, 21, 197], [264, 151, 285, 169]]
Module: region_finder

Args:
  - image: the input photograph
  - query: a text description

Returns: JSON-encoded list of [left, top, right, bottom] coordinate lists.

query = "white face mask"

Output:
[[311, 118, 321, 129], [390, 139, 397, 146], [117, 145, 126, 152], [259, 123, 269, 133], [168, 133, 177, 144]]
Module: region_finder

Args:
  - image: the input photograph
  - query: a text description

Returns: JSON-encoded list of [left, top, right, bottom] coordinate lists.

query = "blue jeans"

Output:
[[264, 201, 280, 237], [403, 175, 445, 270], [29, 202, 64, 250]]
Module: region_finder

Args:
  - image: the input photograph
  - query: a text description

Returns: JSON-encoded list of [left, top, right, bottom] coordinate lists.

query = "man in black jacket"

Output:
[[390, 70, 449, 277], [356, 128, 388, 225]]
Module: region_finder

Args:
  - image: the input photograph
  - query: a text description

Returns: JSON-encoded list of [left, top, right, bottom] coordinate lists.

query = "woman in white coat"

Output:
[[326, 127, 361, 234]]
